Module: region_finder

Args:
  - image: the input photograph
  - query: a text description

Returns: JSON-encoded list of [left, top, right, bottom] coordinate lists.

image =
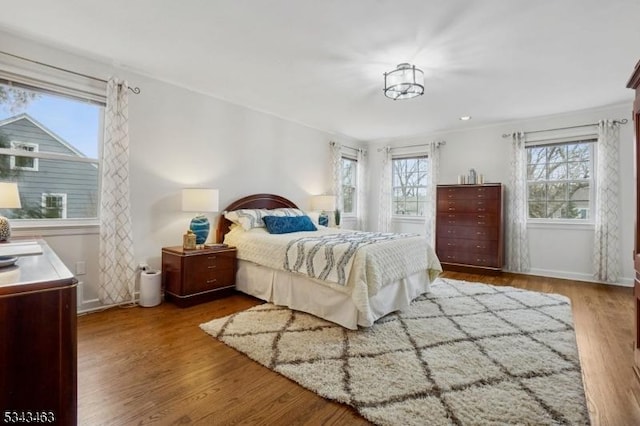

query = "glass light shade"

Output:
[[311, 195, 336, 212], [384, 63, 424, 100], [181, 188, 219, 212], [0, 182, 21, 208]]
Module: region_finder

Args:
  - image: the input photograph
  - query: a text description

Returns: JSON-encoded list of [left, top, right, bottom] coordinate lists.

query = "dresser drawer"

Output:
[[437, 198, 499, 214], [437, 185, 500, 201], [437, 213, 498, 227], [437, 250, 499, 268], [437, 238, 498, 254], [438, 225, 498, 241]]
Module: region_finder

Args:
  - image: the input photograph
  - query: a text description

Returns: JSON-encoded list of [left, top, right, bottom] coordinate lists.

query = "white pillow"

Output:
[[225, 208, 306, 231]]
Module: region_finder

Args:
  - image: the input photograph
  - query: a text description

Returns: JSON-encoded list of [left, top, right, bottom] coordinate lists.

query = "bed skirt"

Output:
[[235, 259, 432, 329]]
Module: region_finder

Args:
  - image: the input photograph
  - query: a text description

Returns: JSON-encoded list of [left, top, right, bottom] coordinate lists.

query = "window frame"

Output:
[[340, 155, 358, 217], [525, 138, 597, 225], [10, 140, 39, 171], [41, 192, 68, 219], [391, 154, 429, 219], [0, 75, 104, 227]]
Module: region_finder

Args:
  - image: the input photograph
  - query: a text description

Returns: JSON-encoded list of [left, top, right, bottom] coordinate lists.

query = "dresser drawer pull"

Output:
[[207, 256, 217, 260], [476, 258, 485, 262], [448, 220, 456, 224], [207, 265, 217, 269], [448, 214, 456, 218], [478, 208, 486, 212], [206, 278, 217, 284], [447, 242, 455, 246], [476, 231, 485, 235], [476, 245, 486, 249], [477, 215, 485, 218], [477, 221, 485, 225], [448, 208, 456, 211], [448, 230, 456, 234]]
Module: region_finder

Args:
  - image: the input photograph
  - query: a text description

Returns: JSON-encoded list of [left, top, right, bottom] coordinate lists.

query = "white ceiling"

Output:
[[1, 0, 639, 141]]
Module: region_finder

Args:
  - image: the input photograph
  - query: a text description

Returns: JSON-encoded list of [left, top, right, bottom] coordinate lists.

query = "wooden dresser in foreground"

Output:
[[0, 240, 77, 425], [627, 59, 640, 379], [436, 184, 504, 273], [162, 246, 237, 307]]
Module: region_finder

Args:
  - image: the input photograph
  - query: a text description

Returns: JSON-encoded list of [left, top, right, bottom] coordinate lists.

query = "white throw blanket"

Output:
[[284, 231, 416, 286]]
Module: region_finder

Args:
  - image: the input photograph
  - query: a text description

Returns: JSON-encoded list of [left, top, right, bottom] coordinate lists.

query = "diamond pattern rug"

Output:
[[200, 278, 590, 425]]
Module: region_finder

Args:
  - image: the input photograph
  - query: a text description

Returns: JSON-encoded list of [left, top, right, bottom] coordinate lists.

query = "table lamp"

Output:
[[0, 182, 21, 242], [182, 188, 219, 245], [311, 195, 336, 227]]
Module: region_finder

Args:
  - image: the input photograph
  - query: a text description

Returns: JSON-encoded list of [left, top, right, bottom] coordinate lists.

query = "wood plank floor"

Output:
[[77, 272, 640, 425]]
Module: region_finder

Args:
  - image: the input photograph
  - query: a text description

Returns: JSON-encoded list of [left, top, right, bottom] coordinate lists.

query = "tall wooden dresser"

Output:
[[436, 184, 504, 272], [627, 59, 640, 379]]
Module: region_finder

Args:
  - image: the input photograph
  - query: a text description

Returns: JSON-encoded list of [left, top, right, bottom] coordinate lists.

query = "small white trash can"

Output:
[[139, 270, 162, 307]]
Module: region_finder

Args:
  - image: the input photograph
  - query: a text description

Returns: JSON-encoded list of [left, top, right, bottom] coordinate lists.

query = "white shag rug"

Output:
[[200, 278, 590, 425]]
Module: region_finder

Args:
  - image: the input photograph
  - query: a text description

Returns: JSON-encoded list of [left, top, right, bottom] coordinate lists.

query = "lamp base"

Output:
[[0, 216, 11, 242], [189, 215, 210, 245]]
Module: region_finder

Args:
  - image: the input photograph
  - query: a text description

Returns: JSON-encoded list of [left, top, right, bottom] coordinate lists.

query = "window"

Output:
[[341, 156, 357, 215], [0, 80, 102, 222], [10, 141, 38, 171], [42, 193, 67, 218], [526, 139, 595, 220], [392, 155, 428, 216]]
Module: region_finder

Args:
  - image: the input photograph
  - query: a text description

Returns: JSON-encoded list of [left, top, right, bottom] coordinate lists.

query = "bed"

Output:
[[216, 193, 442, 329]]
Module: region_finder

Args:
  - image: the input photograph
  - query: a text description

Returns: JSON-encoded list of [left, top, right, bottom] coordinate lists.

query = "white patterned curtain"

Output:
[[98, 78, 136, 305], [356, 148, 368, 230], [329, 141, 343, 211], [593, 120, 620, 282], [506, 132, 530, 272], [377, 147, 392, 232], [424, 142, 441, 245]]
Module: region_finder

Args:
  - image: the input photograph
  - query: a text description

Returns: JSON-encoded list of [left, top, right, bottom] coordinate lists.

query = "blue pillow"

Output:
[[263, 215, 317, 234]]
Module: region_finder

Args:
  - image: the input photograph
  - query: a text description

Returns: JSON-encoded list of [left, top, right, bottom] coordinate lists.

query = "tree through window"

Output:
[[526, 139, 595, 220], [392, 155, 428, 216]]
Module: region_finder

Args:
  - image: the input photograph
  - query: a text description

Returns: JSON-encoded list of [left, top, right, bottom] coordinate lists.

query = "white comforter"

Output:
[[224, 226, 442, 318]]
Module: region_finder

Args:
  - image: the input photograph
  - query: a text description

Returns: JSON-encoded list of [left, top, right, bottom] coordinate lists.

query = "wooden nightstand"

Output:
[[162, 246, 237, 307]]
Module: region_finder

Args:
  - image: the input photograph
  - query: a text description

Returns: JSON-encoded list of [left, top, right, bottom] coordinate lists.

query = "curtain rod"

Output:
[[0, 50, 141, 94], [376, 140, 445, 152], [330, 141, 364, 153], [501, 119, 628, 138]]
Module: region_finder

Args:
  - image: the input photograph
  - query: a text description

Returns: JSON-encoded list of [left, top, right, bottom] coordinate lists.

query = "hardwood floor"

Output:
[[77, 272, 640, 425]]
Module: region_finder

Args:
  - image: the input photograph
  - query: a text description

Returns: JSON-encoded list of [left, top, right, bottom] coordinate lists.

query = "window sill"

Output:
[[11, 219, 100, 237], [527, 220, 594, 231], [392, 216, 425, 224]]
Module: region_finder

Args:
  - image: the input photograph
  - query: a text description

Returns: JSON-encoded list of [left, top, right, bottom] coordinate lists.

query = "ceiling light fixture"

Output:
[[383, 63, 424, 100]]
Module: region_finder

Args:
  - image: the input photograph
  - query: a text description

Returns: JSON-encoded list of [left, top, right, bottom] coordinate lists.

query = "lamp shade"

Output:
[[311, 195, 336, 212], [0, 182, 21, 209], [181, 188, 219, 212], [384, 63, 424, 100]]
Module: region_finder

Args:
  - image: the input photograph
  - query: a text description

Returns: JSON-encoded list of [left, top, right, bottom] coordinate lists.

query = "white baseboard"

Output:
[[77, 291, 145, 314], [514, 267, 633, 288]]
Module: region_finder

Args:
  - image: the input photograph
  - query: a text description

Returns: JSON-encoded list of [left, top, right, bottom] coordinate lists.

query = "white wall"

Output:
[[1, 30, 360, 311], [367, 103, 635, 286]]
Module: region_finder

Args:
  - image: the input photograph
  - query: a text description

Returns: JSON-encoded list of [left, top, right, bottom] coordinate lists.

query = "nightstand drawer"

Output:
[[184, 267, 235, 294], [184, 252, 235, 275]]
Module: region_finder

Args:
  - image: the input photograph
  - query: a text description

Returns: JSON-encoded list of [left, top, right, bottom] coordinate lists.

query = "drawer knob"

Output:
[[478, 208, 485, 212], [448, 220, 456, 224], [478, 221, 485, 225], [208, 265, 217, 269], [477, 231, 485, 235], [206, 278, 217, 284], [208, 256, 217, 260]]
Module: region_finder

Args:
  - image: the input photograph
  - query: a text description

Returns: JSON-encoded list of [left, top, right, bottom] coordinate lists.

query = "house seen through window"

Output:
[[392, 155, 428, 216], [0, 81, 102, 221], [526, 139, 595, 220], [341, 156, 357, 215]]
